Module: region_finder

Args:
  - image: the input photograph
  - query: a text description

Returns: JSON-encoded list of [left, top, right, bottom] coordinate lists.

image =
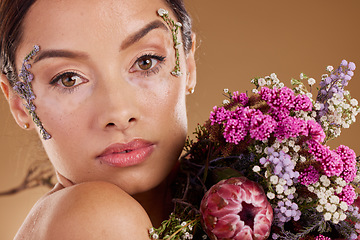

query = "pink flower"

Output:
[[200, 177, 273, 240], [249, 110, 276, 141]]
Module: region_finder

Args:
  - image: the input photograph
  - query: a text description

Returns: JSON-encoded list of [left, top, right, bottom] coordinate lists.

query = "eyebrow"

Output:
[[33, 50, 89, 63], [33, 20, 169, 64], [120, 20, 169, 50]]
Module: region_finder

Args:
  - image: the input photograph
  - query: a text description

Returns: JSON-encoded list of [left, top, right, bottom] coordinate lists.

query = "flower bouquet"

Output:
[[149, 60, 360, 240]]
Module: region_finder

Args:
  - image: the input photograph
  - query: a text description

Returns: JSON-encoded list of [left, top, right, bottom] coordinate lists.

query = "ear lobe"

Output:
[[185, 33, 197, 95], [0, 73, 33, 129]]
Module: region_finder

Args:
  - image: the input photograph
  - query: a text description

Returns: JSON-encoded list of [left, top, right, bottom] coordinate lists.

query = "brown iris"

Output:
[[137, 56, 153, 70], [61, 75, 77, 87]]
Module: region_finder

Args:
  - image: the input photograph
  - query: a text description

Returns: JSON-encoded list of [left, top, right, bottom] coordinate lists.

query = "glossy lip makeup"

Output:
[[97, 139, 155, 167]]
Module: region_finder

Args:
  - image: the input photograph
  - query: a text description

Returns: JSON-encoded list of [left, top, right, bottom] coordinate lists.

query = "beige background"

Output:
[[1, 0, 360, 239]]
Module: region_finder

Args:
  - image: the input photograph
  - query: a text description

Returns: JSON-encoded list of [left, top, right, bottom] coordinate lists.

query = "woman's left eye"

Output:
[[130, 54, 166, 76]]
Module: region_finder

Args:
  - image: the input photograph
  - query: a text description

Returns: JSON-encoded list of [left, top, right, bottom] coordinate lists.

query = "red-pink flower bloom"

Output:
[[200, 177, 273, 240]]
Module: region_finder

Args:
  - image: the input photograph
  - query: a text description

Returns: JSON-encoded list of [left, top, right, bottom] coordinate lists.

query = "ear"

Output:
[[185, 33, 197, 95], [0, 74, 33, 129]]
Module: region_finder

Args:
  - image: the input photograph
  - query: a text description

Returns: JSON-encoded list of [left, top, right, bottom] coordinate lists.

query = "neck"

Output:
[[132, 177, 173, 227]]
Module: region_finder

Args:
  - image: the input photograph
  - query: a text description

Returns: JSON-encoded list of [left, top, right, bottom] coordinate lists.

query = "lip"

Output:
[[97, 139, 155, 167]]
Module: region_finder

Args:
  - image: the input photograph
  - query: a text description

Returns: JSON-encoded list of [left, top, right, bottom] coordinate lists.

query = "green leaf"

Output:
[[210, 167, 242, 183]]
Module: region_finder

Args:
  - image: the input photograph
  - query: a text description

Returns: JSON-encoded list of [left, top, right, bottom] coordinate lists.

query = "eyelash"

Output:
[[49, 71, 87, 94], [131, 53, 166, 77]]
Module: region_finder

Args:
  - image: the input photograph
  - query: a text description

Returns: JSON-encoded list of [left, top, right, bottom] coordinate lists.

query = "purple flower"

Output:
[[336, 145, 357, 183], [298, 166, 320, 186], [210, 106, 230, 125], [249, 111, 276, 141], [232, 91, 249, 106], [315, 235, 331, 240], [222, 107, 254, 144], [294, 94, 313, 111], [337, 185, 356, 206], [307, 119, 326, 143], [306, 140, 343, 177], [274, 116, 307, 140]]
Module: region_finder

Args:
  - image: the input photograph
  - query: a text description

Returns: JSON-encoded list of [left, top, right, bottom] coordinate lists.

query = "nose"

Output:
[[94, 79, 140, 132]]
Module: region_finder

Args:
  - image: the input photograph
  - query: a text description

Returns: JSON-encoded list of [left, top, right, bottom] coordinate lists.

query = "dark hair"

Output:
[[0, 0, 193, 87]]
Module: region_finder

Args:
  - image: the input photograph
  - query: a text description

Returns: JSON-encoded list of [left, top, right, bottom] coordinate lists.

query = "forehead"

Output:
[[18, 0, 169, 58]]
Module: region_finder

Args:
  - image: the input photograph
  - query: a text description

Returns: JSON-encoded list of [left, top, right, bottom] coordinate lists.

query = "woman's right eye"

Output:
[[50, 71, 88, 91]]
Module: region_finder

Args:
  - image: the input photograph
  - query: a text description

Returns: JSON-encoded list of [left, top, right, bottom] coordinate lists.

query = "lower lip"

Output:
[[97, 145, 155, 167]]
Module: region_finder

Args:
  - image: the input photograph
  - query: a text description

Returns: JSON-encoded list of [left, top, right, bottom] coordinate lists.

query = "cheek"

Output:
[[143, 76, 188, 130]]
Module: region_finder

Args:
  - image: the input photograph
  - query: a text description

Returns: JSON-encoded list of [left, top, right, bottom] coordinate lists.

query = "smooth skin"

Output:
[[0, 0, 196, 238]]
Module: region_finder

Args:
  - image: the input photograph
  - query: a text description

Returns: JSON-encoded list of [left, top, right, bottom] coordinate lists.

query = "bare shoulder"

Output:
[[16, 181, 152, 240]]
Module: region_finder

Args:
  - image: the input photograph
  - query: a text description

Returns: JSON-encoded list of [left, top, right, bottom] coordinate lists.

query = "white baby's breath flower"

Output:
[[279, 178, 287, 186], [288, 140, 295, 147], [270, 73, 277, 79], [267, 192, 275, 200], [175, 42, 183, 49], [223, 99, 230, 105], [324, 212, 332, 221], [328, 105, 335, 112], [335, 187, 343, 194], [258, 78, 266, 87], [157, 8, 168, 16], [300, 73, 304, 80], [314, 103, 321, 110], [270, 175, 279, 185], [299, 155, 306, 162], [279, 83, 285, 88], [306, 92, 313, 99], [282, 146, 289, 153], [326, 65, 334, 72], [277, 194, 284, 199], [316, 205, 324, 212], [308, 186, 315, 192], [325, 203, 332, 211], [252, 89, 259, 94], [175, 22, 182, 27], [293, 145, 300, 153], [308, 78, 316, 86], [339, 213, 347, 221], [252, 165, 261, 172], [267, 80, 272, 86], [284, 189, 291, 196], [350, 98, 358, 106], [276, 184, 284, 194], [340, 202, 348, 211], [223, 88, 229, 93], [319, 197, 327, 205], [320, 116, 327, 122]]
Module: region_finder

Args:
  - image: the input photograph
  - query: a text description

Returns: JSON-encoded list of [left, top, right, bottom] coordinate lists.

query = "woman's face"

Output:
[[15, 0, 196, 194]]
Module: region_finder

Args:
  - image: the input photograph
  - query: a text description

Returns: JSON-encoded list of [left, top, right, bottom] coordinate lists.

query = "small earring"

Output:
[[23, 123, 29, 129], [188, 88, 194, 94]]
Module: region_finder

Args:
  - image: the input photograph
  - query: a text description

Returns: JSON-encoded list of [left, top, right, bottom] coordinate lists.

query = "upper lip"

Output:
[[97, 139, 154, 158]]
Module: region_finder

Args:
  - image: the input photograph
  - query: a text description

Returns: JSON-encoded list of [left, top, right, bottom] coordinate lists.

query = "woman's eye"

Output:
[[61, 75, 81, 87], [138, 56, 156, 70], [50, 72, 88, 89], [130, 54, 166, 76]]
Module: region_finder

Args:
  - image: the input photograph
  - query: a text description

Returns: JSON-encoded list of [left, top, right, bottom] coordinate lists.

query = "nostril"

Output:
[[106, 122, 115, 127], [128, 118, 135, 123]]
